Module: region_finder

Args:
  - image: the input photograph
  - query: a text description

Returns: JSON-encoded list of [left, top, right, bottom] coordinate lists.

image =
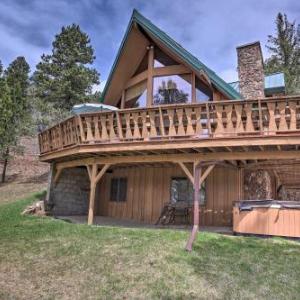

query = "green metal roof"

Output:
[[101, 9, 241, 102]]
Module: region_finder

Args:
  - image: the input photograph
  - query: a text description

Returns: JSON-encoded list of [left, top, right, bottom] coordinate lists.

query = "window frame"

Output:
[[170, 177, 206, 206], [110, 177, 128, 202]]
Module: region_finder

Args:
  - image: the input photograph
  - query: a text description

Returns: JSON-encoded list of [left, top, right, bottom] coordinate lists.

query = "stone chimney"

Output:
[[237, 41, 265, 99]]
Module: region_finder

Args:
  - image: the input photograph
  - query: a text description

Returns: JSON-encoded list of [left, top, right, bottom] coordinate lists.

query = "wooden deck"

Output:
[[39, 96, 300, 162]]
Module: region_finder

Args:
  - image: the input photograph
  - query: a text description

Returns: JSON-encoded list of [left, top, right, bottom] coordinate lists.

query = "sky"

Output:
[[0, 0, 299, 91]]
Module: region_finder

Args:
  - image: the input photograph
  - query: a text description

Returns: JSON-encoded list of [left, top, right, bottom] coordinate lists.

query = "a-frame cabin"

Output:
[[39, 10, 300, 248]]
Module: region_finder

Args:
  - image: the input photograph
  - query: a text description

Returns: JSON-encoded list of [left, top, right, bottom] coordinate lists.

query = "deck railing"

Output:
[[39, 96, 300, 154]]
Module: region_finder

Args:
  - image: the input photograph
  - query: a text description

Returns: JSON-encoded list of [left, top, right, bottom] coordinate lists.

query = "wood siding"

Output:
[[233, 206, 300, 238], [96, 165, 241, 226]]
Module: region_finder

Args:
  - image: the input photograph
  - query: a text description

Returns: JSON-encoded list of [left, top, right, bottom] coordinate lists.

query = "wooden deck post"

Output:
[[185, 161, 216, 251], [88, 164, 97, 225], [186, 162, 201, 251], [146, 46, 154, 107], [45, 162, 55, 204], [87, 164, 111, 225]]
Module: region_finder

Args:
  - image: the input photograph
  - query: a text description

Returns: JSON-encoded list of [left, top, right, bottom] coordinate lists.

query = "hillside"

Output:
[[0, 136, 49, 204]]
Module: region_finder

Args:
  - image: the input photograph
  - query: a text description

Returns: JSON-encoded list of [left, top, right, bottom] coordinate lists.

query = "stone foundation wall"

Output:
[[278, 187, 300, 201], [49, 167, 90, 215], [244, 169, 273, 200]]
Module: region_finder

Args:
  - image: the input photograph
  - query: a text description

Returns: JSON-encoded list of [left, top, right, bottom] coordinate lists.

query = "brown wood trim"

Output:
[[121, 90, 125, 109], [191, 72, 196, 103], [39, 134, 300, 162], [153, 64, 190, 77], [146, 46, 154, 107], [55, 150, 300, 170], [125, 70, 148, 89], [177, 162, 194, 183]]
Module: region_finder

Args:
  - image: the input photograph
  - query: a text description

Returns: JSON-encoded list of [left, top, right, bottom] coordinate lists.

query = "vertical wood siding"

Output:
[[96, 165, 241, 226]]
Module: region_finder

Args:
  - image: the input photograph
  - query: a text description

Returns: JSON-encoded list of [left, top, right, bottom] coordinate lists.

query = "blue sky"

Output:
[[0, 0, 298, 91]]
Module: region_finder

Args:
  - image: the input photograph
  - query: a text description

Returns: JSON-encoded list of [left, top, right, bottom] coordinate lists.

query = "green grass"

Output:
[[0, 193, 300, 300]]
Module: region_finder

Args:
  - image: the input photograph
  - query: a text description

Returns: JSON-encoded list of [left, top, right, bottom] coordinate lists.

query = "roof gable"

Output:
[[101, 9, 241, 103]]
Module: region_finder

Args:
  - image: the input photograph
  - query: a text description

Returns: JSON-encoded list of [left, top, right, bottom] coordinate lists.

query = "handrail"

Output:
[[38, 96, 300, 155]]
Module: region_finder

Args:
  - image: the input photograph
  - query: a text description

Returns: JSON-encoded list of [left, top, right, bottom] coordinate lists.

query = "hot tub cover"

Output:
[[236, 200, 300, 211]]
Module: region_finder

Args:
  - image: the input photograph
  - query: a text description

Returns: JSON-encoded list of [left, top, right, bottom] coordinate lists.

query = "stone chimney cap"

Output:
[[236, 41, 264, 65], [236, 41, 261, 49]]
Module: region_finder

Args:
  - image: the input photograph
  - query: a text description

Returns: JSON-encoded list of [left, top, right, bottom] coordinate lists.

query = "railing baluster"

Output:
[[132, 112, 141, 139], [85, 117, 94, 141], [235, 104, 244, 134], [224, 104, 234, 135], [141, 111, 149, 139], [100, 115, 109, 140], [205, 103, 211, 137], [245, 102, 254, 132], [149, 110, 157, 138], [185, 108, 194, 136], [116, 111, 123, 140], [258, 99, 263, 134], [267, 102, 277, 134], [289, 101, 297, 130], [124, 113, 133, 139], [77, 115, 85, 143], [159, 107, 166, 136], [277, 101, 288, 131], [167, 108, 176, 136], [176, 108, 185, 136], [108, 114, 117, 140], [214, 104, 224, 136]]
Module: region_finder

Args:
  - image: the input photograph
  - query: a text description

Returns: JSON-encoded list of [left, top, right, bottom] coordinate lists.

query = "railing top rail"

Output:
[[39, 115, 77, 133]]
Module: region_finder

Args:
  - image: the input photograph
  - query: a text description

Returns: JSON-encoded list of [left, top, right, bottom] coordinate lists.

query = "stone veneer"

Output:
[[244, 169, 273, 200], [49, 167, 90, 215], [237, 41, 265, 99]]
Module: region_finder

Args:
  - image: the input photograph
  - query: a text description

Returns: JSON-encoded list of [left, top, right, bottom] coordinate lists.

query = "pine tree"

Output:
[[32, 24, 100, 110], [0, 57, 30, 182], [265, 13, 300, 94], [5, 57, 30, 133], [153, 79, 189, 105]]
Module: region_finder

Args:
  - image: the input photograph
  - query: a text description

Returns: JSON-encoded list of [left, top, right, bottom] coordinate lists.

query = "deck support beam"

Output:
[[186, 162, 201, 252], [53, 168, 62, 185], [87, 164, 111, 225], [185, 161, 216, 251]]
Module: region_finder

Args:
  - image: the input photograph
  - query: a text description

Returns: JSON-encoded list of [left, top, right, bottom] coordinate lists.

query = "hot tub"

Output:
[[233, 200, 300, 238]]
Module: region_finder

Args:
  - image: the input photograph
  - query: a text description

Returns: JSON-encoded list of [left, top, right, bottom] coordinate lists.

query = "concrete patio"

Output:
[[56, 215, 233, 234]]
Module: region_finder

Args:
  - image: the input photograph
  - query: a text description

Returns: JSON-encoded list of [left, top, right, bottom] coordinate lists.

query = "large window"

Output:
[[195, 77, 212, 102], [110, 177, 127, 202], [124, 80, 147, 108], [153, 75, 191, 105], [154, 47, 179, 68], [170, 177, 205, 205]]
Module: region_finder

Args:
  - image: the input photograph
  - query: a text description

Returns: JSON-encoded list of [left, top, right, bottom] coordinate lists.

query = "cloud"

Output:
[[0, 0, 298, 82], [219, 69, 238, 83]]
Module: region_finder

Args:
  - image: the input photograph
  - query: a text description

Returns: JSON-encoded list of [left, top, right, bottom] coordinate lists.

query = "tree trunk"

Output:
[[1, 147, 9, 183]]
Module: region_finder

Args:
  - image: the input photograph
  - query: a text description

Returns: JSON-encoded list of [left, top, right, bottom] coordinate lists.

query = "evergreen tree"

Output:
[[0, 57, 30, 182], [265, 13, 300, 94], [5, 57, 31, 133], [32, 24, 100, 110], [153, 79, 189, 105]]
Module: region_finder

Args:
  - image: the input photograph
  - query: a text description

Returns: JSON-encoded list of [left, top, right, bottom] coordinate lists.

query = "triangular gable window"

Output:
[[154, 47, 179, 68]]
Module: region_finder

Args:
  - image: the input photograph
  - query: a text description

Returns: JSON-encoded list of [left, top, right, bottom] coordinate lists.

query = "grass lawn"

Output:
[[0, 193, 300, 300]]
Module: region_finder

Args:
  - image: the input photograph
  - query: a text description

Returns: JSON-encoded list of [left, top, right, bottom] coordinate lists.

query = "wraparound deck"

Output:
[[39, 96, 300, 161]]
